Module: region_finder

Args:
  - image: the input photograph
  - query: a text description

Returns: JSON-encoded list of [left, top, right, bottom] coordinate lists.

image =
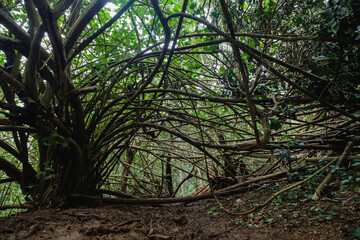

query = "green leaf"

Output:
[[220, 66, 226, 74], [248, 40, 256, 47], [189, 2, 196, 9], [45, 175, 53, 180], [352, 162, 360, 167], [295, 16, 303, 26], [353, 228, 360, 239], [340, 179, 350, 185], [270, 120, 281, 130], [210, 10, 220, 18], [194, 7, 201, 15], [313, 55, 329, 62]]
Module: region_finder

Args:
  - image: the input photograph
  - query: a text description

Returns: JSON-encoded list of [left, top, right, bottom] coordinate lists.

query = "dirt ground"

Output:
[[0, 192, 359, 240]]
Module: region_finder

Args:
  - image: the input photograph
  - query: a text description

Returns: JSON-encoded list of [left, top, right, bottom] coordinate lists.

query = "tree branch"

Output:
[[68, 0, 136, 61], [65, 0, 110, 55], [0, 156, 22, 183]]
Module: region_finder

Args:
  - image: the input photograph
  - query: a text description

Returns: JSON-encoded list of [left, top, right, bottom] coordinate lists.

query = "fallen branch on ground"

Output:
[[0, 204, 33, 211], [221, 141, 354, 216], [312, 141, 353, 200]]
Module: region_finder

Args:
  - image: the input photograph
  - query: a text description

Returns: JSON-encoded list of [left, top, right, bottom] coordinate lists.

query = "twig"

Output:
[[0, 204, 33, 210]]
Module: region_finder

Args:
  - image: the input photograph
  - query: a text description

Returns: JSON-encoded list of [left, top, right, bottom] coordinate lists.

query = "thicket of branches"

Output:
[[0, 0, 359, 212]]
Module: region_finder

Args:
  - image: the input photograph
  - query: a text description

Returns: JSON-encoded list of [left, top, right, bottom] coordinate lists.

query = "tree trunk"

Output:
[[120, 147, 136, 193]]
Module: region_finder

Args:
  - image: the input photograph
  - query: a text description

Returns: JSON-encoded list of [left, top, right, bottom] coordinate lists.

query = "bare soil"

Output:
[[1, 190, 359, 240]]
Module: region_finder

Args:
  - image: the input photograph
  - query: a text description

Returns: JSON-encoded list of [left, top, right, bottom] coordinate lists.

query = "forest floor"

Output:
[[1, 182, 359, 240]]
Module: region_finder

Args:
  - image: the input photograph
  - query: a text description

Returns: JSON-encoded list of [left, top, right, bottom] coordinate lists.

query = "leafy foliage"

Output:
[[0, 0, 359, 212]]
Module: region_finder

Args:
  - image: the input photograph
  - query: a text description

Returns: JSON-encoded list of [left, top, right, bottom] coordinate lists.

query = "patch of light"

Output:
[[105, 2, 118, 18]]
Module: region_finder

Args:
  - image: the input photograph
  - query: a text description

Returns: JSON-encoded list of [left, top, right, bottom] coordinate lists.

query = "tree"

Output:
[[0, 0, 359, 209]]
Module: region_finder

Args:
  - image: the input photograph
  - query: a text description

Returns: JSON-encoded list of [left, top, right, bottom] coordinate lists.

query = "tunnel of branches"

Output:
[[0, 0, 359, 212]]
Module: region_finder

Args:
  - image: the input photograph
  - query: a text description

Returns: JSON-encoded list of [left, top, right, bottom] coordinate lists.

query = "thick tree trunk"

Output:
[[32, 134, 96, 205]]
